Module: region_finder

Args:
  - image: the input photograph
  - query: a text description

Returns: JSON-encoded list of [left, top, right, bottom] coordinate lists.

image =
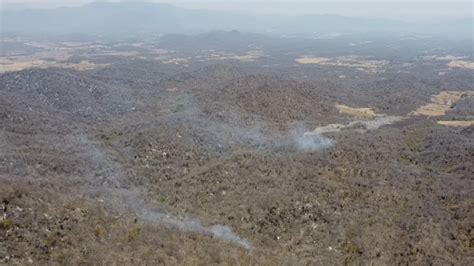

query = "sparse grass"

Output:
[[44, 233, 57, 257], [448, 60, 474, 70], [0, 58, 109, 73], [437, 120, 474, 127], [413, 91, 474, 117], [342, 222, 365, 264], [399, 130, 425, 165], [296, 55, 387, 73], [1, 218, 13, 230], [171, 103, 185, 113], [404, 130, 424, 153], [398, 154, 413, 165], [335, 104, 378, 119], [98, 130, 123, 145], [345, 241, 363, 255], [94, 225, 104, 237], [128, 225, 141, 241]]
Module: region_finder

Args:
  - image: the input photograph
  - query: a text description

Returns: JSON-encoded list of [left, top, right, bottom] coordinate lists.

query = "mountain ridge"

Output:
[[2, 2, 473, 39]]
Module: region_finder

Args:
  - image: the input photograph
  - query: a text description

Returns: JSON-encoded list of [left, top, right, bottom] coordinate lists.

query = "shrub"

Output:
[[1, 219, 13, 230]]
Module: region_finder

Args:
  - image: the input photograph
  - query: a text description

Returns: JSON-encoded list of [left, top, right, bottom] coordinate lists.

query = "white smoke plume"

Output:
[[288, 126, 334, 152], [108, 187, 252, 250], [140, 210, 252, 249], [293, 133, 334, 152]]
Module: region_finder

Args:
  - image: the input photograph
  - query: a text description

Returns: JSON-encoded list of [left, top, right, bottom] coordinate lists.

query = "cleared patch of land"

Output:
[[161, 57, 190, 65], [0, 58, 109, 73], [413, 91, 474, 116], [193, 50, 263, 62], [421, 55, 474, 70], [422, 55, 466, 61], [335, 104, 377, 118], [305, 116, 404, 135], [447, 60, 474, 70], [295, 55, 386, 73], [295, 56, 331, 64], [437, 120, 474, 127]]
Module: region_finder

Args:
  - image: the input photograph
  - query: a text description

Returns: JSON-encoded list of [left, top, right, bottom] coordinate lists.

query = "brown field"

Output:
[[295, 55, 386, 73], [335, 104, 378, 118], [447, 60, 474, 70], [437, 120, 474, 127], [0, 59, 109, 73], [413, 91, 474, 116]]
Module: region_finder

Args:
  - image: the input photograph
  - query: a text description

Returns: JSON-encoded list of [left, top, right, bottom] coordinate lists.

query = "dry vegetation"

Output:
[[1, 34, 473, 265], [335, 104, 378, 118], [437, 120, 474, 127], [413, 91, 474, 116], [204, 50, 263, 62], [421, 55, 474, 70], [447, 60, 474, 70], [296, 55, 387, 73], [0, 58, 109, 73]]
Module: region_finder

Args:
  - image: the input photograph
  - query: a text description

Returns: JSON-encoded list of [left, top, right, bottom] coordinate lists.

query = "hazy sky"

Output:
[[2, 0, 473, 21]]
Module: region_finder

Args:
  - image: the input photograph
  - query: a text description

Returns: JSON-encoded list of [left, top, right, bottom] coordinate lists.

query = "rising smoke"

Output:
[[140, 209, 252, 249], [64, 117, 333, 251], [112, 187, 252, 249], [293, 133, 334, 152], [289, 126, 334, 152]]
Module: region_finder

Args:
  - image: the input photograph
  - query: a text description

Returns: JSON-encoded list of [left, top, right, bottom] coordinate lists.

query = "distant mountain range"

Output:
[[2, 1, 473, 39]]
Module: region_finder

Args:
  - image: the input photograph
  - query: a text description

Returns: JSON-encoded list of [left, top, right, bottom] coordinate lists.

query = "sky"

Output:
[[1, 0, 473, 21]]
